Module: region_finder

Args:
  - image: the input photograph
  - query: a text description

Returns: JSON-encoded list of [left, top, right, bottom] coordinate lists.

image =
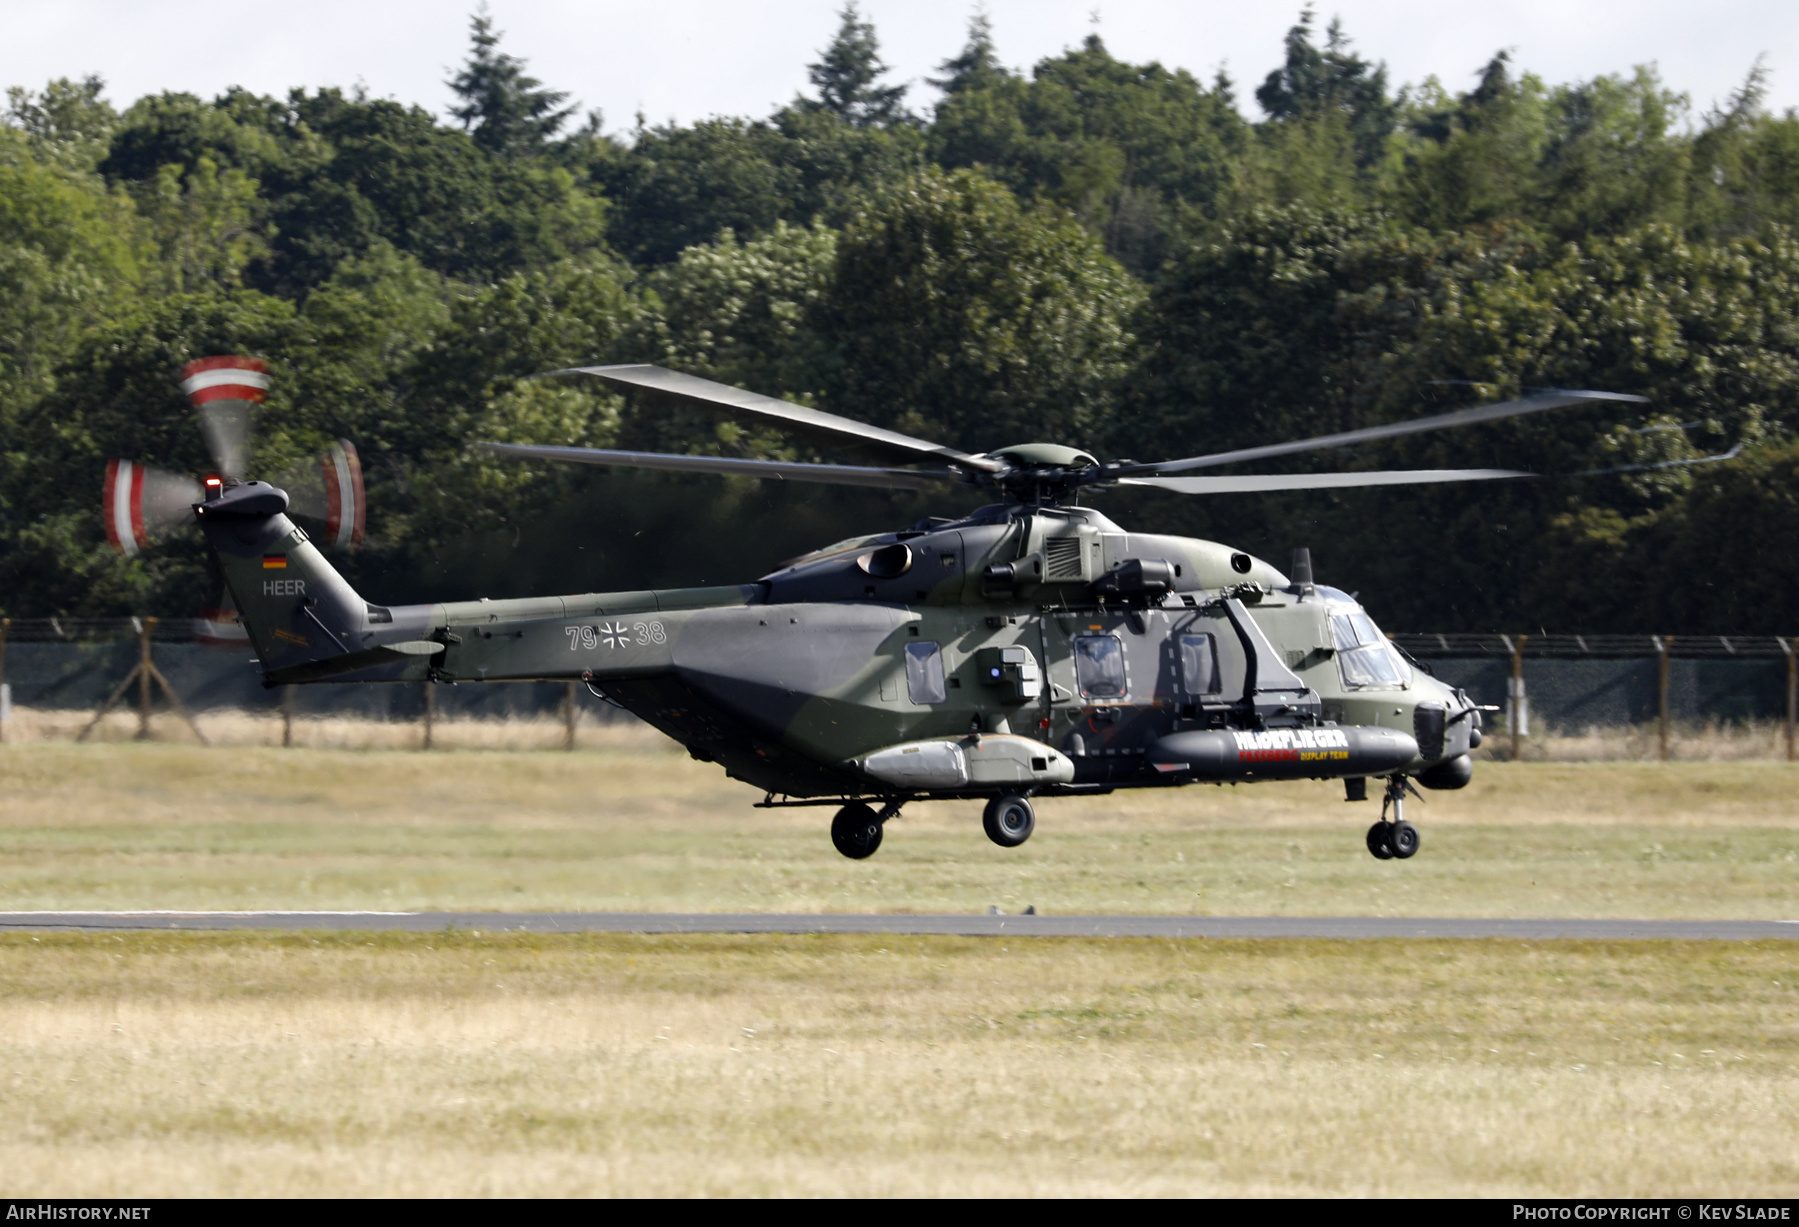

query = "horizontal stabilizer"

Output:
[[262, 641, 443, 686]]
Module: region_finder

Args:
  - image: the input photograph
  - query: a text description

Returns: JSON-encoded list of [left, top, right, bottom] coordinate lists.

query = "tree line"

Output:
[[3, 5, 1799, 633]]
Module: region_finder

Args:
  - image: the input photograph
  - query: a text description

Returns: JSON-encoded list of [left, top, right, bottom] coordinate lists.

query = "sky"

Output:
[[3, 0, 1796, 133]]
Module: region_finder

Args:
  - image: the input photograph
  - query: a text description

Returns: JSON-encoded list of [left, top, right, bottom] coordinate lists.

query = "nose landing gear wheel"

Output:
[[1368, 776, 1424, 860], [982, 795, 1035, 848], [831, 801, 884, 859], [1366, 821, 1394, 860]]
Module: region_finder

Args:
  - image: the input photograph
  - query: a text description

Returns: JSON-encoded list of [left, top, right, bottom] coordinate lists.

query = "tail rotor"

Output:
[[102, 459, 204, 556], [275, 439, 366, 549], [100, 355, 370, 644], [102, 355, 369, 554], [181, 356, 270, 481]]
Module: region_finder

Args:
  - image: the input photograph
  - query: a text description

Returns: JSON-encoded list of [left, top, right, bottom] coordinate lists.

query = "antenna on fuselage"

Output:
[[1291, 547, 1316, 600]]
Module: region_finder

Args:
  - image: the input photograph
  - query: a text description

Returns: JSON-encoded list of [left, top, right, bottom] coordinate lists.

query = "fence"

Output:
[[1391, 634, 1797, 761], [0, 619, 1794, 758], [0, 616, 638, 748]]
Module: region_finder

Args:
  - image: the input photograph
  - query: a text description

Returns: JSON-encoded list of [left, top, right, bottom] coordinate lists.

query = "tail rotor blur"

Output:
[[100, 355, 369, 644], [275, 439, 366, 549], [181, 356, 269, 480], [102, 459, 204, 556], [102, 355, 369, 554]]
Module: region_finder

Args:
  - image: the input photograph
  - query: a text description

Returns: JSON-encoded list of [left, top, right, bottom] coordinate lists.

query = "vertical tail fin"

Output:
[[195, 481, 372, 673]]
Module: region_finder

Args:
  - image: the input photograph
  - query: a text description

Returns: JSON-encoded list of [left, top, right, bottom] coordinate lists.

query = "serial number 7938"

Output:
[[566, 620, 666, 650]]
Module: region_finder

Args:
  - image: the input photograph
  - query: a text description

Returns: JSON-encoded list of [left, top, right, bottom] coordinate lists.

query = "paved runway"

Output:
[[0, 912, 1793, 939]]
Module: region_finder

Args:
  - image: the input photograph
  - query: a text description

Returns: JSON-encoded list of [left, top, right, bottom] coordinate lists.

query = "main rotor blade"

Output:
[[477, 442, 963, 491], [1573, 443, 1742, 477], [1117, 468, 1533, 494], [547, 365, 1003, 473], [1126, 390, 1649, 476]]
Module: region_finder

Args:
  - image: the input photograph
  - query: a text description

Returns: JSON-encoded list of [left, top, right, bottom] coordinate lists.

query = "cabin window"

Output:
[[1178, 632, 1220, 696], [1074, 634, 1127, 699], [904, 641, 947, 704], [1330, 613, 1412, 689]]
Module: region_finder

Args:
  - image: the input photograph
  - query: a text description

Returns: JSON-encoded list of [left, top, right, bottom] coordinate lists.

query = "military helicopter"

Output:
[[190, 363, 1645, 862]]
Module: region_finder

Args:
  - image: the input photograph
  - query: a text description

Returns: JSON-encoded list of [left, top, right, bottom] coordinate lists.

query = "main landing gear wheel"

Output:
[[831, 802, 883, 859], [1366, 821, 1394, 860], [1388, 820, 1420, 859], [983, 795, 1035, 848]]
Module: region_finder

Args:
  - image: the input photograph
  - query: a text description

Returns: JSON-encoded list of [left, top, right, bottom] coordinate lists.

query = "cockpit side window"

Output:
[[1178, 633, 1219, 696], [1330, 612, 1412, 689], [904, 641, 947, 704]]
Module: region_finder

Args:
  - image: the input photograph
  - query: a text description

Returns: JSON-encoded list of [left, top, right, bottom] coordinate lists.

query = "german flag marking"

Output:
[[262, 555, 287, 569]]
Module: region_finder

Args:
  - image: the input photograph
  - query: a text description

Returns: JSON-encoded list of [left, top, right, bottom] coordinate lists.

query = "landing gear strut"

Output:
[[1366, 776, 1421, 860], [831, 799, 902, 859]]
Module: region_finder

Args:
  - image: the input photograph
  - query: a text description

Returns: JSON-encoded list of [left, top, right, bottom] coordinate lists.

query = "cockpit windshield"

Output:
[[1330, 611, 1412, 689]]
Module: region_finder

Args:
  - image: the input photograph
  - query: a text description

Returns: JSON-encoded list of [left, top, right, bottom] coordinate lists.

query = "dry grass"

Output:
[[7, 705, 1799, 760], [0, 931, 1791, 1197], [0, 740, 1795, 917], [1486, 719, 1798, 763], [0, 740, 1794, 1197], [0, 706, 634, 752]]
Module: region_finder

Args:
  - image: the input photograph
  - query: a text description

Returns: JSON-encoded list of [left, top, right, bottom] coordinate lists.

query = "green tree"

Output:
[[638, 221, 837, 402], [801, 4, 911, 129], [598, 107, 921, 266], [1645, 440, 1799, 631], [96, 86, 607, 294], [274, 90, 606, 286], [931, 34, 1245, 274], [1685, 63, 1799, 240], [1129, 203, 1799, 631], [1535, 67, 1689, 240], [599, 118, 799, 265], [385, 251, 640, 543], [1389, 53, 1553, 231], [447, 7, 575, 158], [138, 155, 267, 294], [612, 221, 841, 463], [0, 133, 142, 460], [816, 168, 1143, 452], [1255, 9, 1396, 170], [930, 11, 1007, 98], [4, 76, 118, 172], [98, 91, 286, 183]]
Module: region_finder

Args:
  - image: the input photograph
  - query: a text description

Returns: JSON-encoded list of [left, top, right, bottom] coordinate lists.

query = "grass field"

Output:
[[0, 736, 1795, 916], [0, 737, 1795, 1196], [0, 931, 1792, 1197]]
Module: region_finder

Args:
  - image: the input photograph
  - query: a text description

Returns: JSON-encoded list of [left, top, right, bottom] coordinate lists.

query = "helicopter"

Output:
[[187, 362, 1647, 862]]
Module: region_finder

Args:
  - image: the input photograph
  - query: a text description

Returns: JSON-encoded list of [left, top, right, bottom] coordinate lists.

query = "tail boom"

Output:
[[198, 480, 758, 689]]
